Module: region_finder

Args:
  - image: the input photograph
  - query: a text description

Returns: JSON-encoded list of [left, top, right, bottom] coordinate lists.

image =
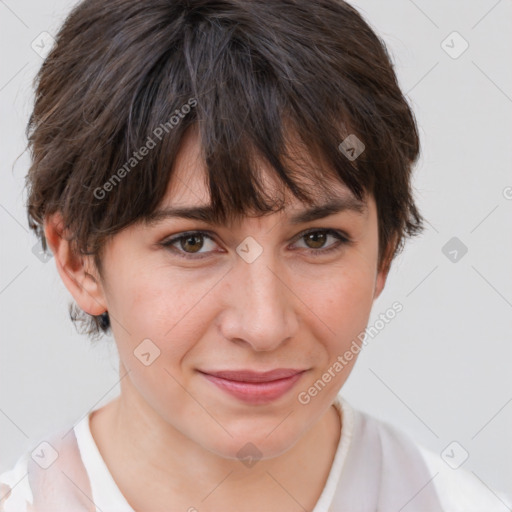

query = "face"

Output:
[[52, 127, 389, 462]]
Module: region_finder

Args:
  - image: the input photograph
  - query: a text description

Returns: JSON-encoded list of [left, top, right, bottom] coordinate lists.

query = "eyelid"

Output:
[[161, 230, 221, 258], [161, 227, 352, 259], [289, 228, 352, 256], [292, 227, 351, 243]]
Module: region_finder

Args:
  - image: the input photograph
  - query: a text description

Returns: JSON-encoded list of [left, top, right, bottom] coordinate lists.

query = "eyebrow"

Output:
[[144, 196, 367, 226]]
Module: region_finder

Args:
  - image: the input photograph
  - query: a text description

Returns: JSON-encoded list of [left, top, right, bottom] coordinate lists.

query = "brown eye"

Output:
[[162, 231, 218, 259], [293, 229, 350, 257], [179, 233, 204, 253], [303, 231, 328, 249]]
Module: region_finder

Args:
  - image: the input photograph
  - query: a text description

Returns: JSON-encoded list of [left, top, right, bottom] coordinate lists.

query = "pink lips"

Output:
[[199, 368, 306, 404]]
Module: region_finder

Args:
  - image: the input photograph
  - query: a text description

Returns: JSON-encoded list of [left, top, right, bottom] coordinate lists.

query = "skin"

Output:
[[44, 126, 394, 512]]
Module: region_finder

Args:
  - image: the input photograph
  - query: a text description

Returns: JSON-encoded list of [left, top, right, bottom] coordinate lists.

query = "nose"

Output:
[[218, 246, 298, 352]]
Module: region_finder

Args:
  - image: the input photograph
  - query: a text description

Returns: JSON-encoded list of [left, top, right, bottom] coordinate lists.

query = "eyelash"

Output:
[[161, 228, 351, 260]]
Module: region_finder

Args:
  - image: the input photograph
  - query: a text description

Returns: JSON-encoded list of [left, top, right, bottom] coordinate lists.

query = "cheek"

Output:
[[295, 265, 375, 401], [105, 268, 213, 416], [106, 264, 218, 360], [306, 262, 376, 352]]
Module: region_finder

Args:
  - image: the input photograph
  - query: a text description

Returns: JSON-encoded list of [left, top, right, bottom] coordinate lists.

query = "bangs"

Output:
[[97, 6, 374, 238]]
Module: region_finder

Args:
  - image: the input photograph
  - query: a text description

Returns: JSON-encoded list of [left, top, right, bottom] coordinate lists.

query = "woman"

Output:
[[1, 0, 510, 510]]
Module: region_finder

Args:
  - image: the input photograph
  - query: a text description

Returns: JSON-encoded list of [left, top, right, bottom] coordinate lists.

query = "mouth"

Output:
[[198, 368, 307, 404]]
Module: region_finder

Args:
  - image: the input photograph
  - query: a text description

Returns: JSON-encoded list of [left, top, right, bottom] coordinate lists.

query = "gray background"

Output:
[[1, 0, 511, 501]]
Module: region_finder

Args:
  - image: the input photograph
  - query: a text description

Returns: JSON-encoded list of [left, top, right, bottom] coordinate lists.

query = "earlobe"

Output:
[[373, 264, 389, 301], [43, 212, 107, 316]]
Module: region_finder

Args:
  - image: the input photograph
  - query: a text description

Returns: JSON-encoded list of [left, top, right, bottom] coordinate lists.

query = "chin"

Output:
[[203, 423, 302, 462]]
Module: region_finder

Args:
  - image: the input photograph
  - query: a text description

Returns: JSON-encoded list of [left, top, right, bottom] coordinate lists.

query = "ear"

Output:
[[373, 235, 397, 302], [44, 212, 107, 316]]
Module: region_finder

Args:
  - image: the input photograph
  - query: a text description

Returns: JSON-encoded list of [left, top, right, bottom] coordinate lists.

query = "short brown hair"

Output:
[[25, 0, 424, 338]]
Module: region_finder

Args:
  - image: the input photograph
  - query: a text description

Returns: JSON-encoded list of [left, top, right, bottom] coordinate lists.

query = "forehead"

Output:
[[156, 125, 371, 221]]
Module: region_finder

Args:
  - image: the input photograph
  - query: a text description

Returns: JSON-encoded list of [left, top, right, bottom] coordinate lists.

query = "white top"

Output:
[[1, 396, 510, 511]]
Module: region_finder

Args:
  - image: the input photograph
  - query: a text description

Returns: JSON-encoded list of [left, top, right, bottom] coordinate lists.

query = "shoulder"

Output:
[[0, 419, 94, 512], [0, 453, 33, 512], [352, 406, 512, 512], [418, 445, 512, 512]]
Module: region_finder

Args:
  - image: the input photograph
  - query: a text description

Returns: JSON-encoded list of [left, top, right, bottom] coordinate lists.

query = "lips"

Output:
[[202, 368, 304, 382], [199, 368, 306, 404]]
